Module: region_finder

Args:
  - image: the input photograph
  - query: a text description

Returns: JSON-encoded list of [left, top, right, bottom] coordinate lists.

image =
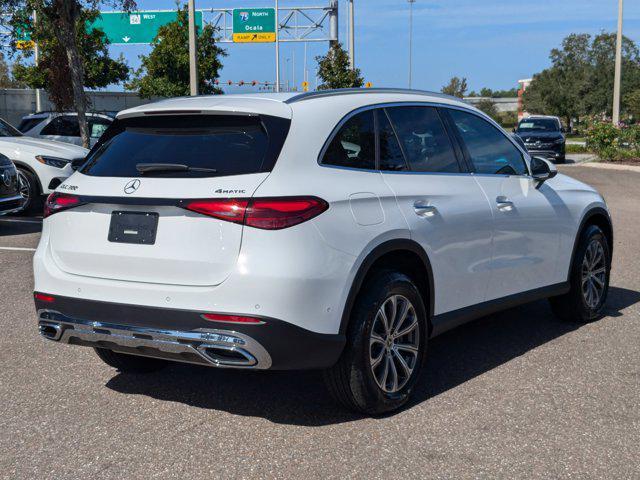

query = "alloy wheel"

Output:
[[369, 294, 420, 393], [581, 239, 606, 309]]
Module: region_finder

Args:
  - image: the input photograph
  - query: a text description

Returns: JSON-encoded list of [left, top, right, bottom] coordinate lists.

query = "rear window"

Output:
[[17, 117, 43, 133], [81, 114, 290, 178]]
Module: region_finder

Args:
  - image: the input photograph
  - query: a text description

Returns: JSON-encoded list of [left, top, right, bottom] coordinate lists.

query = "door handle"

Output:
[[413, 201, 438, 217], [496, 196, 514, 211]]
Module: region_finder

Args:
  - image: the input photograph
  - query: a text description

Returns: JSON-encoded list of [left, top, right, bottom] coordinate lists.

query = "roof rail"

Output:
[[284, 88, 461, 104]]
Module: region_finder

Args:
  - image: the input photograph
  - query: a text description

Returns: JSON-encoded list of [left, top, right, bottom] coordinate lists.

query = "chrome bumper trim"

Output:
[[37, 309, 272, 369]]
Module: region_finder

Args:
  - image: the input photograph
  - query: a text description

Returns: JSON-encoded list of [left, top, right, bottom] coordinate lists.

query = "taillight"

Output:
[[182, 196, 328, 230], [201, 313, 265, 325], [44, 193, 84, 218], [183, 198, 249, 224]]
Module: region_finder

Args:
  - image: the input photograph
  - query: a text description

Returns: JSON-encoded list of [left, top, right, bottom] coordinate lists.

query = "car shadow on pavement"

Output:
[[105, 286, 640, 426], [0, 218, 42, 236]]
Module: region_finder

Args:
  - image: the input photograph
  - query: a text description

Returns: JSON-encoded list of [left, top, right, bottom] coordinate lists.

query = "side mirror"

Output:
[[530, 156, 557, 188]]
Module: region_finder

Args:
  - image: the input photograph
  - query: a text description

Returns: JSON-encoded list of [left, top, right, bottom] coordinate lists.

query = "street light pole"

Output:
[[612, 0, 624, 124], [33, 9, 42, 111], [348, 0, 354, 69], [275, 0, 281, 92], [408, 0, 415, 89], [187, 0, 198, 96]]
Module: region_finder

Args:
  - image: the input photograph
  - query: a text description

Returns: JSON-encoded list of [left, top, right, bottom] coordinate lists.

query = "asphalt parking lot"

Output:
[[1, 164, 638, 479]]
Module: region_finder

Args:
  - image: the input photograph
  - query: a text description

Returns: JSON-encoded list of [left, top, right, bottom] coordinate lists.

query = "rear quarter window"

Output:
[[81, 114, 290, 178]]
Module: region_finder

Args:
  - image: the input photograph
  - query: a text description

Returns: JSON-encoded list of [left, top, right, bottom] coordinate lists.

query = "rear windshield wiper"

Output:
[[136, 163, 217, 174]]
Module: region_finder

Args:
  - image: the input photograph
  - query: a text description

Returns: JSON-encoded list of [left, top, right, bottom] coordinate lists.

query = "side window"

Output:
[[385, 106, 460, 173], [41, 116, 80, 137], [89, 118, 111, 138], [377, 110, 407, 171], [448, 109, 527, 175], [322, 110, 375, 170]]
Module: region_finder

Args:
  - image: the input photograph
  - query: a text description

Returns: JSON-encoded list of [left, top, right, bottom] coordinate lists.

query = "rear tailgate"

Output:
[[46, 112, 290, 287]]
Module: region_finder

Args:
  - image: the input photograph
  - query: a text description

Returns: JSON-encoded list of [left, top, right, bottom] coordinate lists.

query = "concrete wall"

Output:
[[463, 97, 518, 113], [0, 89, 155, 126]]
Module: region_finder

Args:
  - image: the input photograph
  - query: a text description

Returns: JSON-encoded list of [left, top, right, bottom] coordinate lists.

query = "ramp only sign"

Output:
[[233, 8, 276, 43]]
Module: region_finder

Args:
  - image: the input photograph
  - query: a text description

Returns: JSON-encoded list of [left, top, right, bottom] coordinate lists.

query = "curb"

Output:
[[575, 162, 640, 172]]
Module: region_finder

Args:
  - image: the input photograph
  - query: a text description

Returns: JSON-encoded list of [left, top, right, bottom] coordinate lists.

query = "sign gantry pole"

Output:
[[275, 0, 280, 92]]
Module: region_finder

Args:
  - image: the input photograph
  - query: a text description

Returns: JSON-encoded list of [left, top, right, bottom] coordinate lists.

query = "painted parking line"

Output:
[[0, 246, 36, 252]]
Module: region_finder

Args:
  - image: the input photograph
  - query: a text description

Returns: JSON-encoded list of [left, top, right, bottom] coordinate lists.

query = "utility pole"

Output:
[[612, 0, 624, 125], [348, 0, 354, 69], [408, 0, 415, 88], [275, 0, 281, 92], [33, 10, 41, 112], [188, 0, 198, 96]]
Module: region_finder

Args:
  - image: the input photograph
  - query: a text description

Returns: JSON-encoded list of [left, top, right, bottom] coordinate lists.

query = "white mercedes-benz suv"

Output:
[[34, 89, 613, 414]]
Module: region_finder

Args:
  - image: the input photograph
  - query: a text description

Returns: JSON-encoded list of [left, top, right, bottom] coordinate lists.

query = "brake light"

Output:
[[43, 193, 84, 218], [182, 196, 328, 230], [34, 292, 55, 303], [183, 198, 249, 224], [201, 313, 265, 325]]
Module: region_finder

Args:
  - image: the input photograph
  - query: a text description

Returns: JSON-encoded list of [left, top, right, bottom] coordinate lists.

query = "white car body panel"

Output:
[[34, 91, 610, 342], [0, 135, 88, 194]]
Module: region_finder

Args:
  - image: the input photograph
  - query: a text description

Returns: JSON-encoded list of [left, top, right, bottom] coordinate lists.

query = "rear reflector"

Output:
[[34, 292, 55, 303], [44, 193, 84, 218], [201, 313, 265, 325], [182, 196, 328, 230]]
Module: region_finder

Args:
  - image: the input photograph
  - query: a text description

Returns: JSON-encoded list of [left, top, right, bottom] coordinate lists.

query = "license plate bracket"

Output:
[[108, 211, 159, 245]]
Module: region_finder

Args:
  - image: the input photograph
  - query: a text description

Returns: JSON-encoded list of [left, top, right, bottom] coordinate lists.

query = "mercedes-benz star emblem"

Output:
[[1, 170, 11, 187], [124, 179, 141, 194]]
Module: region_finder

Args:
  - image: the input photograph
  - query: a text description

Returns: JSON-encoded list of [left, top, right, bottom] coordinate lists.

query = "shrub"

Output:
[[585, 121, 640, 161]]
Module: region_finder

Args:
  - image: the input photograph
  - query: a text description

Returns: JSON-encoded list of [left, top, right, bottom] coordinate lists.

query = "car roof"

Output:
[[117, 89, 471, 120], [21, 112, 112, 120]]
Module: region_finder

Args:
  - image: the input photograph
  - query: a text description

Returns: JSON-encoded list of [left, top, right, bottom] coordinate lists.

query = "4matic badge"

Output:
[[215, 188, 246, 195]]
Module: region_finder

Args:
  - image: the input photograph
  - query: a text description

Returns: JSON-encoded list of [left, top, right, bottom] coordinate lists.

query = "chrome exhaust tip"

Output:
[[196, 344, 257, 367], [38, 321, 63, 341]]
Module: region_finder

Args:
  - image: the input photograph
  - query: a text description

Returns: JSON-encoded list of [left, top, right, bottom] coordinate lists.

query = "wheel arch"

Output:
[[338, 239, 435, 337], [12, 160, 43, 194], [568, 206, 613, 281]]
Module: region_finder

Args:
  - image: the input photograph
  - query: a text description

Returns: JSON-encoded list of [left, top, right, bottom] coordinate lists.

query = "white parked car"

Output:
[[0, 117, 88, 213], [33, 89, 613, 414], [18, 112, 113, 147]]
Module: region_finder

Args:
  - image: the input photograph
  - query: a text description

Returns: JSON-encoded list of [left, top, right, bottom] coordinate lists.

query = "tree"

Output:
[[315, 43, 364, 90], [475, 98, 498, 120], [624, 89, 640, 119], [12, 8, 129, 110], [1, 0, 136, 147], [441, 76, 467, 98], [0, 51, 24, 87], [523, 32, 640, 125], [127, 7, 225, 98], [523, 33, 592, 127]]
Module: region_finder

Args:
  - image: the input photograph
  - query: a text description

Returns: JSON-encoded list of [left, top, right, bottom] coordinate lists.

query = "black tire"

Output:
[[16, 168, 42, 215], [549, 225, 610, 322], [323, 270, 428, 415], [94, 348, 169, 373]]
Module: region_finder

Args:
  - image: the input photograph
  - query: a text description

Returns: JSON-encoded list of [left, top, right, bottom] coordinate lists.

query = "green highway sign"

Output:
[[232, 8, 276, 43], [91, 10, 203, 45]]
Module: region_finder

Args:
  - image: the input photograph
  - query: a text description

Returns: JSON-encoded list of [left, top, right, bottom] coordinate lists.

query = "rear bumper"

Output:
[[35, 294, 345, 370]]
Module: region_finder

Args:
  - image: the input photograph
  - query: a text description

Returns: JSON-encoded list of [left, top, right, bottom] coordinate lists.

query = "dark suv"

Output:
[[0, 154, 23, 215], [514, 115, 565, 163]]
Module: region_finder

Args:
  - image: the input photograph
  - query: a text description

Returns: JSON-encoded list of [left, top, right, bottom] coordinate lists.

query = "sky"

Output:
[[105, 0, 640, 94]]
